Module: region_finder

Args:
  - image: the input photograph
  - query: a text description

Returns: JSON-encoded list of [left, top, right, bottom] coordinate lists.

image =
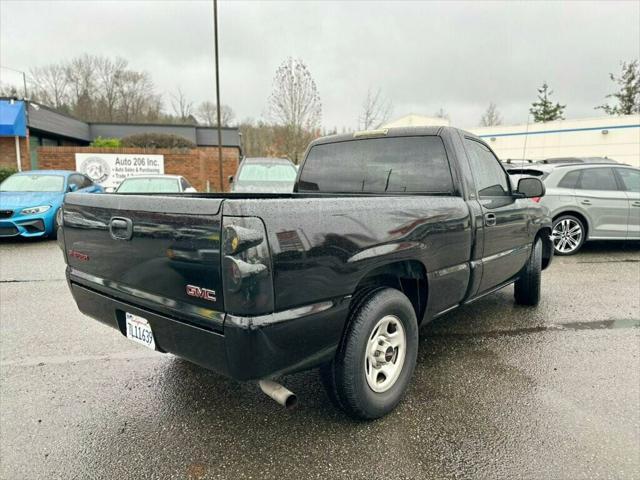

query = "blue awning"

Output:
[[0, 100, 27, 137]]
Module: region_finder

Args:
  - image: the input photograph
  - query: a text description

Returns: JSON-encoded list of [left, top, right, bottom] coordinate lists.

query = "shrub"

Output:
[[120, 133, 195, 149], [0, 167, 17, 184], [90, 136, 122, 148]]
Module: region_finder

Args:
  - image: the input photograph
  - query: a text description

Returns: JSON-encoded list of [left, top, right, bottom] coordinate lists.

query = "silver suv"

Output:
[[537, 164, 640, 255]]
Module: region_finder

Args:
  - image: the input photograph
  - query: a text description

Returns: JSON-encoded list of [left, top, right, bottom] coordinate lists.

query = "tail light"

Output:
[[531, 197, 541, 203], [222, 217, 273, 314]]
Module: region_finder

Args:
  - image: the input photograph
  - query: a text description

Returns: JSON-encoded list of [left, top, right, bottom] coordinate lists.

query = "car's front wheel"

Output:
[[552, 215, 585, 255], [321, 288, 418, 420]]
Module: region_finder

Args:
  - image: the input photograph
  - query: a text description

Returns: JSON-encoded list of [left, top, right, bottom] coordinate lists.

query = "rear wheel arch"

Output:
[[535, 227, 553, 270], [351, 260, 428, 325]]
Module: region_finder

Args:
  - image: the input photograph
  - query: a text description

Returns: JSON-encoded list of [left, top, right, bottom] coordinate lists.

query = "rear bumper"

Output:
[[69, 276, 350, 381]]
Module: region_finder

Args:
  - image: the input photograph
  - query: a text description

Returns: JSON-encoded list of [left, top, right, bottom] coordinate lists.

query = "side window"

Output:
[[81, 175, 94, 188], [465, 139, 510, 197], [578, 168, 618, 191], [558, 170, 581, 189], [180, 177, 191, 190], [68, 174, 84, 190], [616, 168, 640, 193]]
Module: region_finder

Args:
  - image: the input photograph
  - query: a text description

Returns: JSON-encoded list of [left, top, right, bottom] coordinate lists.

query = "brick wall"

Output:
[[0, 136, 30, 171], [37, 146, 240, 192]]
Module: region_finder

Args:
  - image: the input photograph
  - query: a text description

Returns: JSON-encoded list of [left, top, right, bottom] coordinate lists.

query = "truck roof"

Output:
[[308, 126, 477, 148]]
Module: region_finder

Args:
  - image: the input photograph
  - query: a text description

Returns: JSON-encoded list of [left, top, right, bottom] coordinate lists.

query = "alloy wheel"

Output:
[[552, 218, 583, 254]]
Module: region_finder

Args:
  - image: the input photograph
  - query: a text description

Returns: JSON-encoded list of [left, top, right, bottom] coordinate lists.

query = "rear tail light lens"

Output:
[[531, 197, 541, 203], [222, 216, 273, 314]]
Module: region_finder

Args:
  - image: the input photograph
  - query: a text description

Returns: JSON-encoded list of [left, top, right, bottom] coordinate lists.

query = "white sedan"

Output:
[[114, 175, 197, 193]]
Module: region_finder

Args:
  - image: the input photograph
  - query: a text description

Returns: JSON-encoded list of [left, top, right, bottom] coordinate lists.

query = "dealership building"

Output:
[[0, 98, 242, 191], [384, 114, 640, 167], [471, 115, 640, 167]]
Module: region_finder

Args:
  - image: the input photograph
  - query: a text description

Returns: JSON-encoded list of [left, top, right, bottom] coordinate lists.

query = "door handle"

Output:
[[484, 213, 497, 227], [109, 217, 133, 240], [580, 200, 592, 205]]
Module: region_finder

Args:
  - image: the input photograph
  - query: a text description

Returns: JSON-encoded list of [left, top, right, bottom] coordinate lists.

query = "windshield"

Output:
[[237, 164, 297, 184], [0, 174, 65, 192], [116, 177, 180, 193]]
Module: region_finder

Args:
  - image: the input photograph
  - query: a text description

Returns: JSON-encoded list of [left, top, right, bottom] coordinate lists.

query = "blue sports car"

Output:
[[0, 170, 103, 239]]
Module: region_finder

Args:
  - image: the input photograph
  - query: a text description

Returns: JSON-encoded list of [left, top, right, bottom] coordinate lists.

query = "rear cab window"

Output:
[[297, 136, 455, 194]]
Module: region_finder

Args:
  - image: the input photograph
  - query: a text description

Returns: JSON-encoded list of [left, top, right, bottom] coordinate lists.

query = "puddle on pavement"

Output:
[[558, 318, 640, 330], [427, 318, 640, 339]]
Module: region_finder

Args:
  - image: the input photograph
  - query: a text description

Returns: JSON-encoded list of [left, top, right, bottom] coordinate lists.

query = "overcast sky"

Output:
[[1, 0, 639, 129]]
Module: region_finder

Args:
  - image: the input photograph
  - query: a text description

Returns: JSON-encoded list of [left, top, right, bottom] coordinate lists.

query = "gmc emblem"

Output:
[[186, 284, 217, 302]]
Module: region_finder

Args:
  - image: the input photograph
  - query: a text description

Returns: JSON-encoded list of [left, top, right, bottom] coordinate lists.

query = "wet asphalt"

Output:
[[0, 239, 639, 480]]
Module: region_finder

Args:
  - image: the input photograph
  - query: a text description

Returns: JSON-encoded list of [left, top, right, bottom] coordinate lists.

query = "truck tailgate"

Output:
[[62, 193, 224, 329]]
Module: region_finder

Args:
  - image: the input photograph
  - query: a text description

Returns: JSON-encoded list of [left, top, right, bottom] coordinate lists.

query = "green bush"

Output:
[[90, 136, 122, 148], [120, 133, 195, 149], [0, 167, 17, 184]]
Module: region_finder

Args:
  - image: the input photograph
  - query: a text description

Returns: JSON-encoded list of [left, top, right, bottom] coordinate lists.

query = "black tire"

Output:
[[514, 238, 542, 306], [321, 288, 418, 420], [552, 214, 586, 255]]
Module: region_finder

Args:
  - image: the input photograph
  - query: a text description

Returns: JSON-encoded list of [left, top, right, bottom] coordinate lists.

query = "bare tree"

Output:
[[65, 54, 100, 120], [170, 88, 194, 123], [95, 56, 127, 122], [358, 88, 393, 130], [118, 71, 160, 122], [196, 101, 235, 126], [0, 82, 21, 98], [29, 64, 69, 108], [267, 57, 322, 163], [479, 102, 502, 126]]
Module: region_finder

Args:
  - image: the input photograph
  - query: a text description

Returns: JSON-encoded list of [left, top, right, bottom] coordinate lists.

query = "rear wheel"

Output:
[[321, 288, 418, 420], [552, 215, 585, 255]]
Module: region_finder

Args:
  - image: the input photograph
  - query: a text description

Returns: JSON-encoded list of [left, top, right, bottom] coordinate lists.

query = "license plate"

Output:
[[125, 313, 156, 350]]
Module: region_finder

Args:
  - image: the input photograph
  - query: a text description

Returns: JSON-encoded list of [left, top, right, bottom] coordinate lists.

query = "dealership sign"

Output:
[[75, 153, 164, 189]]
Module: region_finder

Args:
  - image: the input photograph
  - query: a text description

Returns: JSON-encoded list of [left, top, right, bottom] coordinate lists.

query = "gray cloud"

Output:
[[1, 0, 638, 129]]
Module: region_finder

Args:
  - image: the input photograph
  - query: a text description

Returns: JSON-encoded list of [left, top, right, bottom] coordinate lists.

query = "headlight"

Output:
[[21, 205, 51, 215]]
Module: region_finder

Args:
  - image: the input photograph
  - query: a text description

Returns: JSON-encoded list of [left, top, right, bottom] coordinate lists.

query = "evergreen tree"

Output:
[[596, 60, 640, 115], [529, 82, 565, 122]]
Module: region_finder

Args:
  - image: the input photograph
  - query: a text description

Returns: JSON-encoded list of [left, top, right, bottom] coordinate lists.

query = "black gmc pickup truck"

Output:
[[61, 126, 552, 419]]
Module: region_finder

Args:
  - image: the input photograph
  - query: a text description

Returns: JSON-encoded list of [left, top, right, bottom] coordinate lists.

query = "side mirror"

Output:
[[228, 175, 234, 184], [516, 177, 545, 198], [68, 184, 79, 192]]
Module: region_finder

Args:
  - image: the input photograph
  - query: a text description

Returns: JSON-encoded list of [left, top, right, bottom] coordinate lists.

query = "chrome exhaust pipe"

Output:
[[258, 380, 298, 410]]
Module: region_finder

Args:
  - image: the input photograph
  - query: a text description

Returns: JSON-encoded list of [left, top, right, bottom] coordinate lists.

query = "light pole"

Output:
[[213, 0, 224, 192]]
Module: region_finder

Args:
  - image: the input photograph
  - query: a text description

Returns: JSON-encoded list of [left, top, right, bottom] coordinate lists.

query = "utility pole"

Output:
[[213, 0, 224, 192]]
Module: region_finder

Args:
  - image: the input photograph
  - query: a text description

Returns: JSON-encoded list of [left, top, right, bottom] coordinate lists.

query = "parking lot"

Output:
[[0, 239, 638, 479]]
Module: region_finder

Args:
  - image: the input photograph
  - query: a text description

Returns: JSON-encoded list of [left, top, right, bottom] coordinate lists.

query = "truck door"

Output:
[[463, 138, 531, 294]]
